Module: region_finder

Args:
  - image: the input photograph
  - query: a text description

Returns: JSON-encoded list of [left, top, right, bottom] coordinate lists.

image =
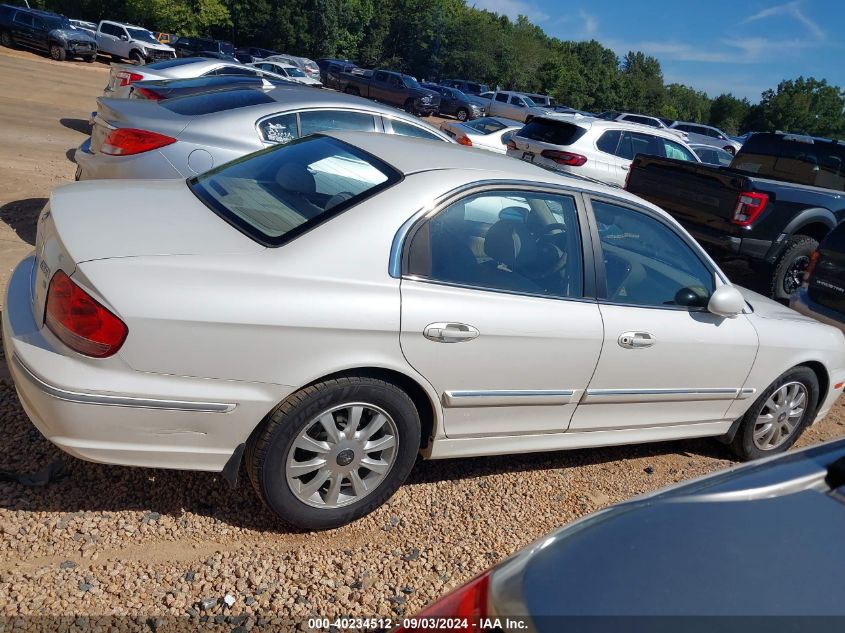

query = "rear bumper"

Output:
[[3, 255, 289, 472], [74, 139, 185, 180]]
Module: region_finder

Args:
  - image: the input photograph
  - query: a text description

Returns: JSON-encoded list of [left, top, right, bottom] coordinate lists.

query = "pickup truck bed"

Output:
[[626, 133, 845, 299]]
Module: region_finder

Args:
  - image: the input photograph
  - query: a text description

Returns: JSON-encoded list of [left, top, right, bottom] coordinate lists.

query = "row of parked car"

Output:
[[2, 16, 844, 624]]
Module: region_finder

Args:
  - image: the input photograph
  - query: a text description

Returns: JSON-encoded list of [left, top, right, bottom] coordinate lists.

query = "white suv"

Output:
[[507, 115, 701, 187]]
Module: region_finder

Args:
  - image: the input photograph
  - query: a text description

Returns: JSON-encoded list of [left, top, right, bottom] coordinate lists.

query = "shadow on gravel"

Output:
[[59, 117, 92, 135], [0, 197, 47, 245], [0, 364, 738, 535]]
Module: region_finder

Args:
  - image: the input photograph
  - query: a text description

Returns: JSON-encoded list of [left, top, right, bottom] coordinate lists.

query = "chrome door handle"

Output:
[[424, 322, 479, 343], [618, 331, 655, 349]]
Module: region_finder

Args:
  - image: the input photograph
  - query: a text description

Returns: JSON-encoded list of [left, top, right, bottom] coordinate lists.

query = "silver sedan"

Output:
[[6, 133, 845, 530], [75, 86, 453, 180]]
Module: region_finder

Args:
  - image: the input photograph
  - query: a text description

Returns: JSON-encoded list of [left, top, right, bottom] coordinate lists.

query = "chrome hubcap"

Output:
[[753, 382, 807, 450], [286, 403, 398, 509]]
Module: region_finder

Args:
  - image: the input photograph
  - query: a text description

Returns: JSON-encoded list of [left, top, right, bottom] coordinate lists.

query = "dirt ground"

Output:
[[0, 45, 843, 628]]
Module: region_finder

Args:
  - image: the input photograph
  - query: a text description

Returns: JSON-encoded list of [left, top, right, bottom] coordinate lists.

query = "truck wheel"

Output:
[[84, 55, 95, 63], [0, 30, 13, 48], [49, 44, 66, 61], [344, 86, 359, 96], [247, 375, 421, 530], [724, 146, 736, 155], [728, 366, 818, 461], [769, 235, 818, 300], [456, 108, 469, 121], [404, 99, 417, 116], [130, 50, 145, 65]]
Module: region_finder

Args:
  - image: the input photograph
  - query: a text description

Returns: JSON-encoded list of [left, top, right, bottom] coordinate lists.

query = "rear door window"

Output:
[[661, 138, 697, 162], [299, 110, 376, 136], [596, 130, 622, 155], [618, 132, 661, 160], [13, 12, 33, 27], [258, 113, 299, 144], [495, 93, 508, 103], [390, 119, 443, 141]]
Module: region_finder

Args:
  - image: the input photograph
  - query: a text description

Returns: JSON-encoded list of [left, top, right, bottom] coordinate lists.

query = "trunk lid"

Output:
[[90, 96, 190, 154], [808, 225, 845, 313]]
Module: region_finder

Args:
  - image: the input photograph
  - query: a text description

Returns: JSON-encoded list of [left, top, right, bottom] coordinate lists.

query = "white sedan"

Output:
[[5, 132, 845, 530], [439, 116, 523, 153], [248, 61, 322, 87]]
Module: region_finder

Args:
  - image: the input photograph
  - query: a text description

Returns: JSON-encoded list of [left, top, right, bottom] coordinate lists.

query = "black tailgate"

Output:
[[627, 156, 750, 234]]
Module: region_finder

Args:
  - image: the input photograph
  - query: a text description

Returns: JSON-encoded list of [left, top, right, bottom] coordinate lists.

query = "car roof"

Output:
[[533, 113, 691, 141], [323, 131, 668, 204]]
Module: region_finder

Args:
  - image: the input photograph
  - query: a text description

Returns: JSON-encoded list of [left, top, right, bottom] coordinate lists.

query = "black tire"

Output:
[[84, 55, 95, 63], [130, 50, 145, 65], [0, 30, 13, 48], [49, 44, 66, 61], [456, 108, 469, 122], [769, 235, 818, 300], [247, 375, 421, 530], [404, 99, 416, 115], [724, 146, 736, 155], [344, 86, 359, 96], [729, 366, 819, 461]]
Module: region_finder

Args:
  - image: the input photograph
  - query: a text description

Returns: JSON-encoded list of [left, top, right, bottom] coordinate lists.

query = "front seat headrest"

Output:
[[484, 219, 538, 270]]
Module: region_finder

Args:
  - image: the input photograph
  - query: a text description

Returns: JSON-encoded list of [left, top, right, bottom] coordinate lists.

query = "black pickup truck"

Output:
[[339, 68, 440, 116], [626, 132, 845, 299]]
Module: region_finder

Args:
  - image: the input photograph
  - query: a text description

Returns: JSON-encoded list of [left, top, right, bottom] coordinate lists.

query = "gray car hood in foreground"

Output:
[[48, 180, 263, 262], [502, 439, 845, 622]]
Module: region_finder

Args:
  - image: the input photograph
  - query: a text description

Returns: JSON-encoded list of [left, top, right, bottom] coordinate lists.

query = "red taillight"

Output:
[[45, 271, 127, 358], [133, 87, 164, 101], [395, 571, 490, 632], [457, 135, 473, 147], [101, 128, 177, 156], [540, 149, 587, 166], [804, 250, 821, 284], [731, 191, 769, 227], [116, 71, 143, 87], [507, 139, 518, 151]]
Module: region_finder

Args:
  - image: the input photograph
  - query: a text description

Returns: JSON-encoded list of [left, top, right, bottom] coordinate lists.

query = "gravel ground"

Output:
[[1, 46, 844, 632]]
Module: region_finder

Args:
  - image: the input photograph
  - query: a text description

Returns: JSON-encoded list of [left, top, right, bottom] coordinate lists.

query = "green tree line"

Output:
[[35, 0, 845, 137]]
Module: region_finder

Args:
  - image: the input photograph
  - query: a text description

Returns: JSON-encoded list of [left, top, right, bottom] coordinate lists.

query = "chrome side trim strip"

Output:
[[443, 389, 575, 408], [12, 355, 236, 413], [738, 388, 757, 399], [582, 387, 741, 404]]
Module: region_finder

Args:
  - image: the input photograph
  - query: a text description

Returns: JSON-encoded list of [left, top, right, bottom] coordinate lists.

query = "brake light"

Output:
[[116, 70, 143, 87], [133, 87, 164, 101], [540, 149, 587, 166], [804, 250, 821, 284], [101, 128, 176, 156], [395, 571, 490, 632], [731, 191, 769, 227], [45, 271, 127, 358], [456, 135, 473, 147], [507, 138, 518, 151]]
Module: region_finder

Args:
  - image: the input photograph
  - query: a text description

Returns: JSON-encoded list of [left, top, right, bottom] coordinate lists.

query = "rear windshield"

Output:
[[516, 119, 587, 146], [734, 134, 845, 191], [464, 117, 508, 135], [161, 89, 275, 115], [189, 136, 402, 246], [146, 58, 203, 70]]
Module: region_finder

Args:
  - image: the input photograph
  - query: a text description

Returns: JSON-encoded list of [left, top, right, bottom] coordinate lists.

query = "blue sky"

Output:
[[470, 0, 844, 102]]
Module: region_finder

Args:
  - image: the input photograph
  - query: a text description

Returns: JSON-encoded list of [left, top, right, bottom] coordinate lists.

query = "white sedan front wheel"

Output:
[[730, 367, 819, 461], [247, 376, 420, 530]]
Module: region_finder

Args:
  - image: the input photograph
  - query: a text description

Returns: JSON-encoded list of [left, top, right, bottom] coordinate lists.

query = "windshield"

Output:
[[45, 16, 71, 30], [127, 27, 158, 44], [521, 95, 537, 107], [402, 75, 421, 89], [189, 136, 402, 246]]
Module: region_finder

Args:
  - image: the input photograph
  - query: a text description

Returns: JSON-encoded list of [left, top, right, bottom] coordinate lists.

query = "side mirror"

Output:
[[707, 285, 745, 317], [120, 34, 129, 41]]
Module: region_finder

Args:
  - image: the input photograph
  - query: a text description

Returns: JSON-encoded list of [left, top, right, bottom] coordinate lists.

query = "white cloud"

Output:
[[741, 1, 825, 40], [470, 0, 549, 22], [608, 37, 815, 65], [580, 10, 598, 37]]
